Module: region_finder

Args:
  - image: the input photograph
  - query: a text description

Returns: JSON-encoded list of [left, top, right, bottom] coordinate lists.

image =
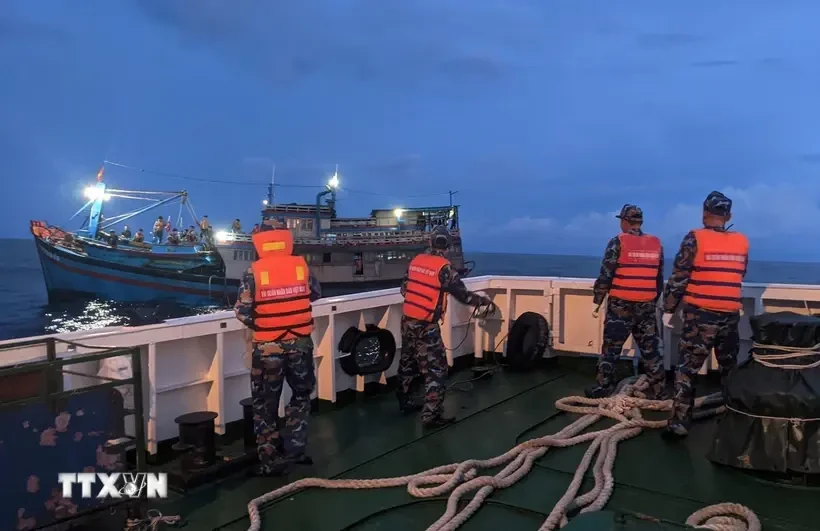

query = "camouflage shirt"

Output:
[[662, 226, 748, 313], [234, 265, 322, 350], [401, 249, 485, 308], [592, 228, 665, 306]]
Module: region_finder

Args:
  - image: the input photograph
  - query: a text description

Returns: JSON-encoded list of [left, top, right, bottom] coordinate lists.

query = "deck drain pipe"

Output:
[[245, 376, 760, 531]]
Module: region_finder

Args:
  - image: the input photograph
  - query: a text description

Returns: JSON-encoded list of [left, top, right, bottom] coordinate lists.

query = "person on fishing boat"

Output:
[[133, 228, 144, 243], [587, 205, 666, 401], [234, 218, 322, 477], [231, 218, 242, 233], [120, 225, 132, 239], [661, 191, 748, 440], [181, 225, 196, 242], [199, 215, 211, 241], [251, 223, 260, 234], [167, 228, 181, 245], [152, 216, 164, 244], [398, 225, 497, 428]]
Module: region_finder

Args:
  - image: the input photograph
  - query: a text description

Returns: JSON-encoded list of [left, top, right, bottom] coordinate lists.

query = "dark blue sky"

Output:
[[3, 1, 820, 260]]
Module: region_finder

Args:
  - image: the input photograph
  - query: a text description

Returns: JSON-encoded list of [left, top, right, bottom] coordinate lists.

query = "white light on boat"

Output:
[[394, 208, 404, 219], [262, 199, 269, 205], [328, 174, 339, 189], [215, 230, 231, 242], [84, 186, 106, 200]]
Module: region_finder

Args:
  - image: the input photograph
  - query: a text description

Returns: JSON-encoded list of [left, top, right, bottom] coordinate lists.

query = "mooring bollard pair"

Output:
[[171, 411, 219, 472], [171, 399, 268, 473]]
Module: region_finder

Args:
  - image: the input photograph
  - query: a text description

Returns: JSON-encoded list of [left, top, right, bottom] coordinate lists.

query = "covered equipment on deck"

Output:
[[708, 311, 820, 475]]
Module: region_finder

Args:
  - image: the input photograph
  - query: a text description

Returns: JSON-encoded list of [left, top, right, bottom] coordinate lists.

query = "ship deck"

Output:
[[156, 358, 817, 531]]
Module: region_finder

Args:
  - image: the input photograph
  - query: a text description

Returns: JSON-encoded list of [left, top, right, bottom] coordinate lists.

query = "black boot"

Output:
[[248, 459, 289, 477], [661, 420, 689, 441], [397, 393, 422, 414], [584, 384, 615, 399], [291, 454, 313, 465]]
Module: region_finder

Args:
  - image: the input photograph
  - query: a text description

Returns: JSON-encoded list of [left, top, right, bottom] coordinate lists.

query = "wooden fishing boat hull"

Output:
[[33, 235, 239, 307]]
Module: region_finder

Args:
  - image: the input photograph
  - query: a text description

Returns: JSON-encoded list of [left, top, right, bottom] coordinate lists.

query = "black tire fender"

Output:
[[505, 312, 550, 371]]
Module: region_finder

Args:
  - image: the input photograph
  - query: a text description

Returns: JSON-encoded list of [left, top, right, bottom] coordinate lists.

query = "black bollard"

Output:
[[239, 397, 255, 450], [174, 411, 218, 469]]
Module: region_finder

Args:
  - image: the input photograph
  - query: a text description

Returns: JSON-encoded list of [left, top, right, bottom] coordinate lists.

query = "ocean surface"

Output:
[[4, 237, 820, 341]]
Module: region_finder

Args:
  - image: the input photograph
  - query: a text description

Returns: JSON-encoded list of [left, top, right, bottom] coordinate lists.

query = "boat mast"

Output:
[[265, 163, 275, 207], [86, 166, 107, 237], [314, 165, 339, 238]]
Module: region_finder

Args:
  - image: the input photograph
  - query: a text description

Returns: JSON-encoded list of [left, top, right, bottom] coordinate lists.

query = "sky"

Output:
[[3, 1, 820, 260]]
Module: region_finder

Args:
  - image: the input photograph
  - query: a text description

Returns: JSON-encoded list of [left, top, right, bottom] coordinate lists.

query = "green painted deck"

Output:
[[158, 360, 816, 531]]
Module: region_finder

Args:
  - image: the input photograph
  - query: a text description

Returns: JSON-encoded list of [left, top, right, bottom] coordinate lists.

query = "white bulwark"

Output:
[[2, 275, 818, 454]]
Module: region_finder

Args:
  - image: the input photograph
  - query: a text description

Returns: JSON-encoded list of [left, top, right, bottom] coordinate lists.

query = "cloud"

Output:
[[129, 0, 538, 86], [491, 181, 820, 259]]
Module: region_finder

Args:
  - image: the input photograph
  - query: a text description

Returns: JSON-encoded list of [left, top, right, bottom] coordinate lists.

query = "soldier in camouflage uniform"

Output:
[[586, 205, 666, 400], [661, 191, 748, 440], [398, 226, 495, 428], [235, 219, 322, 476]]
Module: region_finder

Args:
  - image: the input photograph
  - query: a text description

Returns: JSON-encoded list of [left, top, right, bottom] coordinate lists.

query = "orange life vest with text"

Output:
[[402, 253, 450, 322], [250, 229, 314, 342], [609, 233, 662, 302], [682, 229, 748, 313]]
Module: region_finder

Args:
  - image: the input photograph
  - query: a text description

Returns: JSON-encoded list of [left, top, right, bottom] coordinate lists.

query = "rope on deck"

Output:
[[245, 376, 760, 531]]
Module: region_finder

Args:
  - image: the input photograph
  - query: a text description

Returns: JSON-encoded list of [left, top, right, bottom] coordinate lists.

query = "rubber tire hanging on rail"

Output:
[[505, 311, 550, 371], [337, 324, 397, 376]]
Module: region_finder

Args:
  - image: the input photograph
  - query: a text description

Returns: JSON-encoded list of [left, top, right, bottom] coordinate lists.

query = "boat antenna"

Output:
[[449, 190, 458, 206], [265, 163, 275, 207]]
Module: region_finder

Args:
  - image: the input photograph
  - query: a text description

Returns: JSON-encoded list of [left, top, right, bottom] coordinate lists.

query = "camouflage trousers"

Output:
[[597, 297, 664, 394], [250, 338, 316, 469], [397, 317, 448, 423], [671, 304, 740, 428]]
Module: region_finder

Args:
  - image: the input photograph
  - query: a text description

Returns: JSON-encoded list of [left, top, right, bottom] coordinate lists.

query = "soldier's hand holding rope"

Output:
[[475, 295, 498, 320]]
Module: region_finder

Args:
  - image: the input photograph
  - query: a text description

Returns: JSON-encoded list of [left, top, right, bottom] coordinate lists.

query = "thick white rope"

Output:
[[245, 376, 760, 531]]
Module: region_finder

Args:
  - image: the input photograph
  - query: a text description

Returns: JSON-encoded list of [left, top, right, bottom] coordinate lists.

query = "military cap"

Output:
[[703, 191, 732, 216], [615, 204, 643, 222]]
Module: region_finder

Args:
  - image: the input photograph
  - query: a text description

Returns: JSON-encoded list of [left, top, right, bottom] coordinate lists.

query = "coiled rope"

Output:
[[245, 376, 760, 531]]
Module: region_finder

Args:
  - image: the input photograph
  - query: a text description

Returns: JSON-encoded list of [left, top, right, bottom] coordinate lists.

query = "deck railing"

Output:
[[1, 275, 819, 454]]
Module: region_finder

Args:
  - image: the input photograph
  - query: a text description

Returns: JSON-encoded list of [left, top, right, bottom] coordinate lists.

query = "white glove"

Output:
[[592, 304, 601, 318], [662, 312, 675, 328]]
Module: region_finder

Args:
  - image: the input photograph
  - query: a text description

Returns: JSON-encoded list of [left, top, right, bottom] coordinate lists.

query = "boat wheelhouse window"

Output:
[[304, 219, 314, 231], [322, 252, 331, 263], [232, 249, 254, 261], [353, 252, 364, 276], [386, 251, 409, 261]]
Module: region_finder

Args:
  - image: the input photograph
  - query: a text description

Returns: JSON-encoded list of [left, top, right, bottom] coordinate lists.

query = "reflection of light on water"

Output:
[[45, 301, 129, 333], [43, 300, 227, 334]]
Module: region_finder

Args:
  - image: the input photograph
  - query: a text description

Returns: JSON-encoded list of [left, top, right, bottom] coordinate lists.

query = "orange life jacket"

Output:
[[402, 254, 450, 322], [609, 233, 662, 302], [250, 229, 313, 342], [682, 229, 748, 313]]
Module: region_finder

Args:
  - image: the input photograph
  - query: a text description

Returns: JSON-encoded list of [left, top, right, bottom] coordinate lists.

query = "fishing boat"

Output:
[[31, 170, 467, 308], [213, 172, 467, 291], [30, 171, 237, 307], [1, 274, 816, 530]]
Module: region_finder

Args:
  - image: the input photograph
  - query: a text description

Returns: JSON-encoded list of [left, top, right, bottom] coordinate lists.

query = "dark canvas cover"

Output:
[[708, 312, 820, 474]]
